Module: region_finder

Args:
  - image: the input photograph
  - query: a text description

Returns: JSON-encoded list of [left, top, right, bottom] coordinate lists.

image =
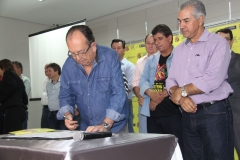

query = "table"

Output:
[[0, 133, 182, 160]]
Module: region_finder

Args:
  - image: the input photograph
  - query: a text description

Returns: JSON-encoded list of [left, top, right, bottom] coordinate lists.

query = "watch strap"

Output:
[[102, 121, 111, 131]]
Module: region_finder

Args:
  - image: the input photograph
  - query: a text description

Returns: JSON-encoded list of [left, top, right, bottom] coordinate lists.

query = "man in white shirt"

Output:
[[111, 39, 135, 133], [132, 34, 158, 133]]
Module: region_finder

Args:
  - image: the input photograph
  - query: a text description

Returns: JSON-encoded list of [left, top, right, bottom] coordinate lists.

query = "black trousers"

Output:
[[41, 105, 50, 128], [3, 106, 26, 134], [0, 109, 4, 134]]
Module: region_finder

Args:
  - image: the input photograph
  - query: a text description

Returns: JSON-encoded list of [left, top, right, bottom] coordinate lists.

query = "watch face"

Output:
[[103, 123, 108, 127], [102, 122, 110, 130], [182, 91, 187, 97]]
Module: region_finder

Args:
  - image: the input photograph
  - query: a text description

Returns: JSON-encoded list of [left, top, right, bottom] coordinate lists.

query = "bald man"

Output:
[[57, 25, 129, 133]]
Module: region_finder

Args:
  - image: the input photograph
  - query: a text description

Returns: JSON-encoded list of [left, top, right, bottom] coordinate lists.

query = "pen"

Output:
[[64, 115, 79, 127], [64, 115, 70, 120]]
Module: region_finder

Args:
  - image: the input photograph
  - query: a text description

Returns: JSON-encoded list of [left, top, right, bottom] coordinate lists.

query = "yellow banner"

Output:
[[173, 21, 240, 53], [124, 21, 240, 133]]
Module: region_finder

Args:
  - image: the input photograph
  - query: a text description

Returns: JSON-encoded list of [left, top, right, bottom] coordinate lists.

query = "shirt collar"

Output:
[[50, 76, 60, 83], [185, 28, 209, 44], [121, 58, 127, 65], [142, 55, 148, 60], [146, 50, 159, 58]]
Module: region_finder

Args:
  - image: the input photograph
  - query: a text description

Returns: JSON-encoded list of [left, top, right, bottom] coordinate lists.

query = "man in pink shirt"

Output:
[[132, 34, 158, 133]]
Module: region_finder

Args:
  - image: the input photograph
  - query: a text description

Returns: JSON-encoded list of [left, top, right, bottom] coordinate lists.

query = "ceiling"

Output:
[[0, 0, 160, 26]]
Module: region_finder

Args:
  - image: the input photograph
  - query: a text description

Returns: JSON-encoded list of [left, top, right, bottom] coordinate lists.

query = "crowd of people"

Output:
[[0, 0, 239, 159]]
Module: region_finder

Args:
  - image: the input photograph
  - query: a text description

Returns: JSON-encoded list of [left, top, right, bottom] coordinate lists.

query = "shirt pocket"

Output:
[[96, 77, 110, 92], [68, 80, 83, 95], [149, 64, 157, 83], [189, 53, 208, 78]]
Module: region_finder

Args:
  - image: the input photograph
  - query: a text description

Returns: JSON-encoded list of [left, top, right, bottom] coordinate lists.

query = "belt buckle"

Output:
[[209, 101, 215, 105]]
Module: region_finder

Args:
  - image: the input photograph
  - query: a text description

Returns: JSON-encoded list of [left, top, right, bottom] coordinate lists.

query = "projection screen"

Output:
[[29, 19, 86, 99]]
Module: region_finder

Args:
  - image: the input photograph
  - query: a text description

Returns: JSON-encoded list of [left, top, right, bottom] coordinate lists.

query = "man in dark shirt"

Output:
[[216, 28, 240, 157], [139, 24, 182, 152]]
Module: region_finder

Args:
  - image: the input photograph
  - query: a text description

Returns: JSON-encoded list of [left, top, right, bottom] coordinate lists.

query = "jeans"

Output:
[[48, 111, 66, 130], [229, 98, 240, 156], [182, 99, 234, 160], [147, 114, 183, 153], [41, 106, 50, 128], [128, 99, 134, 133], [22, 110, 28, 129], [138, 106, 147, 133]]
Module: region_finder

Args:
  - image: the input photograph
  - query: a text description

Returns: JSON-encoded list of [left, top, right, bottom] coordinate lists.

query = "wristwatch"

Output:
[[102, 121, 111, 131], [181, 86, 188, 97]]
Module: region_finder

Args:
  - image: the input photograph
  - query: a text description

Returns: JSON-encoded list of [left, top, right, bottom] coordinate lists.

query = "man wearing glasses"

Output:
[[57, 25, 129, 132], [216, 28, 240, 157]]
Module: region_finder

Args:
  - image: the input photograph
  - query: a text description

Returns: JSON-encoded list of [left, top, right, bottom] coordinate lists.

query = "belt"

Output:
[[197, 99, 228, 109], [43, 105, 48, 108]]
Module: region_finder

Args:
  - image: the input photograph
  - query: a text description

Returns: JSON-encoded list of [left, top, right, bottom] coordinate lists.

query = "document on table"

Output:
[[1, 131, 81, 140]]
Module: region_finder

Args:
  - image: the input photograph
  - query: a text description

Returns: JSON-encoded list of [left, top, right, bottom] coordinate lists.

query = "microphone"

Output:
[[73, 131, 112, 141]]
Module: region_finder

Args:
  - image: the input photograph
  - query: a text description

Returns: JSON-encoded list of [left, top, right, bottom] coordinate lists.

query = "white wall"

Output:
[[88, 0, 240, 47], [0, 16, 49, 128], [1, 0, 240, 129]]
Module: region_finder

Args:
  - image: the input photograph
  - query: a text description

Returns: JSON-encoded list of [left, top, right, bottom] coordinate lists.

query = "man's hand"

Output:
[[86, 117, 114, 132], [64, 113, 79, 130], [179, 97, 197, 113], [138, 97, 144, 106], [147, 89, 164, 104], [149, 91, 162, 103], [159, 89, 169, 98], [149, 100, 158, 111], [86, 125, 109, 132], [75, 108, 80, 116], [171, 87, 182, 105]]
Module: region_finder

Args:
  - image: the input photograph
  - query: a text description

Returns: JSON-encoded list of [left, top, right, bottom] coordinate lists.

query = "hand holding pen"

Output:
[[64, 114, 79, 130]]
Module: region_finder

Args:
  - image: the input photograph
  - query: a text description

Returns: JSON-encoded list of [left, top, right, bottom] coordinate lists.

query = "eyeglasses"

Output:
[[68, 43, 92, 58], [225, 37, 232, 41]]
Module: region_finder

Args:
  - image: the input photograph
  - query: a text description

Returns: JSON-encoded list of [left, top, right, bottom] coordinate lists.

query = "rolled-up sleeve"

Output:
[[57, 62, 75, 120], [166, 53, 179, 91], [57, 105, 74, 120], [106, 54, 127, 122], [192, 39, 231, 94]]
